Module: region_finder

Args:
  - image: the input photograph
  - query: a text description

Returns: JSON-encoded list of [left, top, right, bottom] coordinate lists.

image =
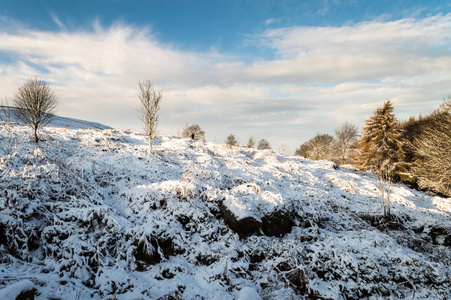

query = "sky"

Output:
[[0, 0, 450, 153]]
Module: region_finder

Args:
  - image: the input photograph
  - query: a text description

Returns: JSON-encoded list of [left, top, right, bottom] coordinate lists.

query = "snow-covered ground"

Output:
[[0, 122, 450, 299]]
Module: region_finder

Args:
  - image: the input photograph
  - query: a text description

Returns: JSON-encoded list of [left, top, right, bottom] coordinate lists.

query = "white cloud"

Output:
[[0, 14, 449, 153], [251, 14, 451, 84]]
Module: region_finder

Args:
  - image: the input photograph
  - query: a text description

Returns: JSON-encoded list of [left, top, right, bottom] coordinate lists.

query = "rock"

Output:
[[262, 210, 293, 237], [220, 202, 293, 238], [220, 202, 262, 238], [16, 289, 36, 300]]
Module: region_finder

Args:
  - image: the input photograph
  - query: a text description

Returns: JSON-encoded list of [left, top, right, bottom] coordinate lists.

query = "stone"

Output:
[[262, 210, 293, 237], [220, 202, 262, 238]]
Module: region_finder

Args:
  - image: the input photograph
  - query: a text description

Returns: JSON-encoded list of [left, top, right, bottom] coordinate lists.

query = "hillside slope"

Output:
[[0, 106, 111, 130], [0, 124, 450, 299]]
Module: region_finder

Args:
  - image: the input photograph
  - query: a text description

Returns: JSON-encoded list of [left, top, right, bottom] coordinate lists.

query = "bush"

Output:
[[257, 139, 271, 150], [181, 124, 205, 141]]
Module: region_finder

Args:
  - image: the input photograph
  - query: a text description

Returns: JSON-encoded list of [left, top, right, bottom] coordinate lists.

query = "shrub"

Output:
[[257, 139, 271, 150], [182, 124, 205, 141]]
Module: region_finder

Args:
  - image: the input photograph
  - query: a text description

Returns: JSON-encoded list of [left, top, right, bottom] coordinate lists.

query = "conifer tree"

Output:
[[247, 137, 255, 148], [225, 134, 238, 146], [359, 100, 403, 217]]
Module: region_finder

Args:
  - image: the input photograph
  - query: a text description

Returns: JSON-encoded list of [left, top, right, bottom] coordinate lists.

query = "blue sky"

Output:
[[0, 0, 450, 152]]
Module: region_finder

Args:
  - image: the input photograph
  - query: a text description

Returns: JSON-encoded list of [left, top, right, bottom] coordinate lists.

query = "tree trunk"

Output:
[[34, 126, 39, 143]]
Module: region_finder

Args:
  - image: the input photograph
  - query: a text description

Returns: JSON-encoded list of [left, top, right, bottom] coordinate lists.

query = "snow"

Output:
[[0, 120, 450, 299], [0, 280, 35, 299], [236, 286, 262, 300]]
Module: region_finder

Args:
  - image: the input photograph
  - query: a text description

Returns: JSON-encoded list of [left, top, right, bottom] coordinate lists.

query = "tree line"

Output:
[[293, 99, 451, 202]]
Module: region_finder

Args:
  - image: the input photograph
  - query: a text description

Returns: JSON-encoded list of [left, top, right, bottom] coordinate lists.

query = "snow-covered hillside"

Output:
[[0, 106, 111, 130], [0, 123, 450, 299]]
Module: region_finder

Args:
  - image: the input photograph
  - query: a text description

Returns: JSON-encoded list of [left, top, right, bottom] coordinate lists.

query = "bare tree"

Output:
[[295, 133, 334, 161], [138, 80, 163, 150], [182, 124, 205, 141], [294, 143, 310, 157], [13, 77, 58, 143], [334, 122, 358, 166], [257, 139, 271, 150], [411, 99, 451, 196], [225, 134, 238, 146], [280, 142, 288, 156]]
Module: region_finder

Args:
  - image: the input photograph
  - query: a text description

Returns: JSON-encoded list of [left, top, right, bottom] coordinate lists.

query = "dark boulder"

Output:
[[219, 202, 262, 238], [220, 202, 293, 238], [262, 210, 293, 237]]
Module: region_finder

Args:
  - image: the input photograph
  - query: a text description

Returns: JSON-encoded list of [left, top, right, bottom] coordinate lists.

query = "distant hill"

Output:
[[0, 106, 111, 130]]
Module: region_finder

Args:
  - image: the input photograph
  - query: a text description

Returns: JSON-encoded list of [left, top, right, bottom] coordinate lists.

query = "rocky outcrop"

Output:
[[262, 210, 293, 237], [220, 201, 293, 238], [219, 202, 262, 238]]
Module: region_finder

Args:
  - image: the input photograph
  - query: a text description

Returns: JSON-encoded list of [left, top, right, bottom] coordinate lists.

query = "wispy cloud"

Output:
[[50, 13, 65, 30], [0, 14, 449, 152], [264, 18, 281, 26]]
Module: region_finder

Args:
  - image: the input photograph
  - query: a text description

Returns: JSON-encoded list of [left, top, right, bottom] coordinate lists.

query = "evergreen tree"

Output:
[[359, 100, 403, 217], [247, 137, 255, 148], [225, 134, 238, 146]]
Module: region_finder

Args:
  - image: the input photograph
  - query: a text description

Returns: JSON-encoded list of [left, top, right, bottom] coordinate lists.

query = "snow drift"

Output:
[[0, 122, 450, 299]]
